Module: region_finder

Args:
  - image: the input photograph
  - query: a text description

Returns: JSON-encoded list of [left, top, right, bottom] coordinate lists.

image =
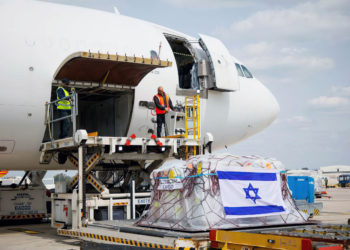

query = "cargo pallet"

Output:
[[57, 222, 349, 249]]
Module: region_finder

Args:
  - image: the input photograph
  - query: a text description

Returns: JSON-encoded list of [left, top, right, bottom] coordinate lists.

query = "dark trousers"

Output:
[[156, 114, 168, 137], [58, 110, 70, 139]]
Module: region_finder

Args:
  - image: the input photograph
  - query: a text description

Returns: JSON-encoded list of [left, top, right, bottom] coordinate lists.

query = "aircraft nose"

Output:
[[263, 88, 280, 125], [247, 79, 280, 134]]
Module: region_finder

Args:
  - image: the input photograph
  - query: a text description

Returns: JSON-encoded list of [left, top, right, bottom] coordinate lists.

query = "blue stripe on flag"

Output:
[[224, 205, 285, 215], [217, 171, 277, 181]]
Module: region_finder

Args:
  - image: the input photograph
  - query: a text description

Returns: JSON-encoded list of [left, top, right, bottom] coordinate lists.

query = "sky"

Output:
[[10, 0, 349, 177]]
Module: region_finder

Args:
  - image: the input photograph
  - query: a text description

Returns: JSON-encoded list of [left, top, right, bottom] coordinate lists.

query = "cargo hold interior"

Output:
[[43, 52, 167, 141]]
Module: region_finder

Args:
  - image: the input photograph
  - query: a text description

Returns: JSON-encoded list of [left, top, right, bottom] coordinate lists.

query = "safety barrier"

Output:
[[44, 91, 78, 146], [1, 213, 46, 220], [58, 229, 174, 249]]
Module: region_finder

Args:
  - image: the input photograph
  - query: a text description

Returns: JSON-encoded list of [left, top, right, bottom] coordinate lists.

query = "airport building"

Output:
[[318, 165, 350, 186]]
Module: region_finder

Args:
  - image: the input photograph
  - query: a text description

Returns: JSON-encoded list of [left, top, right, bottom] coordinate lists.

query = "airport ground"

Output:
[[0, 188, 348, 250], [0, 221, 80, 250], [314, 187, 350, 224]]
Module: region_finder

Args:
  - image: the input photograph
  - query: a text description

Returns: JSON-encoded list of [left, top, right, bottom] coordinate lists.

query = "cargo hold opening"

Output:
[[44, 87, 134, 140], [164, 35, 198, 90], [43, 51, 172, 141]]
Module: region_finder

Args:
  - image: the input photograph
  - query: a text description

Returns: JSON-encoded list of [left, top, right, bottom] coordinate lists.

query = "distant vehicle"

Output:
[[319, 165, 350, 187], [43, 178, 55, 190], [338, 174, 350, 187], [0, 176, 27, 186], [286, 169, 324, 198]]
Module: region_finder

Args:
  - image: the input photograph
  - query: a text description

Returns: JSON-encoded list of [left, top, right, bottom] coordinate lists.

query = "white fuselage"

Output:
[[0, 0, 279, 170]]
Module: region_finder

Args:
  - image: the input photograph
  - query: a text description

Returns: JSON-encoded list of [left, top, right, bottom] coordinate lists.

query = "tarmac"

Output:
[[0, 188, 348, 250], [0, 222, 80, 250], [314, 187, 350, 224]]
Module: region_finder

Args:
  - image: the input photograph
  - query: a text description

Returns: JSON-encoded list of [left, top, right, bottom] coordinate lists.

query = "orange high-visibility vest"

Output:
[[0, 170, 8, 178], [154, 94, 169, 115]]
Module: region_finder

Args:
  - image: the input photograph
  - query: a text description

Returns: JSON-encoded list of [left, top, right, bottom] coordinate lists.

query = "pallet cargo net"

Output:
[[137, 154, 307, 231]]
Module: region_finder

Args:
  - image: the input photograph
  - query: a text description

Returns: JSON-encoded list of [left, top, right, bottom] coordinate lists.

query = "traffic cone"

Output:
[[125, 134, 136, 146], [151, 134, 163, 146]]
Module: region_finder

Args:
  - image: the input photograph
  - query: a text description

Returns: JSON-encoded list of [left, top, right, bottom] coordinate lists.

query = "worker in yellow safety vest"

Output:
[[56, 78, 72, 139], [153, 86, 174, 137]]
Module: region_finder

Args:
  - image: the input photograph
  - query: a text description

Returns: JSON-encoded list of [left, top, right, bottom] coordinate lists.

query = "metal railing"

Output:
[[45, 92, 78, 146]]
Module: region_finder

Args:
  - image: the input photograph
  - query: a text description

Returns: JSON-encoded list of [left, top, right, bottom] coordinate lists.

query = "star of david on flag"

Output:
[[217, 166, 287, 218], [243, 183, 261, 204]]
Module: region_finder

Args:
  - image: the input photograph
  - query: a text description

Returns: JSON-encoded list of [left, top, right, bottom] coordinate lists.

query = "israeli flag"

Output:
[[217, 166, 287, 218]]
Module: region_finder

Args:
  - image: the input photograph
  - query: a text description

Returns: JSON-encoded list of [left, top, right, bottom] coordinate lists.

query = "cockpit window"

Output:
[[241, 65, 253, 78], [235, 63, 244, 77]]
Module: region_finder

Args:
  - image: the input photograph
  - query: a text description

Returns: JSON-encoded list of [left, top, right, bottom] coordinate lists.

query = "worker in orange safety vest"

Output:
[[153, 86, 174, 137]]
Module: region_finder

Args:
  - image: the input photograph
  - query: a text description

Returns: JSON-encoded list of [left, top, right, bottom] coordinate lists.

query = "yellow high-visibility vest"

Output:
[[56, 87, 71, 110]]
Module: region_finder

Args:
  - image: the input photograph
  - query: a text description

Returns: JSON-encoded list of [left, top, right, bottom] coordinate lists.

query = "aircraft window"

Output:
[[235, 63, 244, 77], [241, 65, 253, 78]]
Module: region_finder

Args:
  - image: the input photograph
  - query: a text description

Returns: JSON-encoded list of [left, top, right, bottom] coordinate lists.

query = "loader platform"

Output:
[[40, 135, 198, 164]]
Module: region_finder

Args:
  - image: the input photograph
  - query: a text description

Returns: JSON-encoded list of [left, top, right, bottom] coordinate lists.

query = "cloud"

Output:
[[269, 116, 312, 130], [275, 115, 312, 130], [331, 86, 350, 96], [236, 42, 334, 71], [241, 42, 272, 56], [214, 0, 348, 77], [258, 75, 296, 85], [243, 52, 334, 71], [287, 115, 311, 123], [159, 0, 248, 8], [222, 0, 350, 42], [309, 96, 349, 108], [159, 0, 312, 9]]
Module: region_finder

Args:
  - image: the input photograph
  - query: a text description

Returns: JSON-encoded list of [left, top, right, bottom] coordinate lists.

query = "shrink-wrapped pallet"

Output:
[[137, 154, 307, 231]]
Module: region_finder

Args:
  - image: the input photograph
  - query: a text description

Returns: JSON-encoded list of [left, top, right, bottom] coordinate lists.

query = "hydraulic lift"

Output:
[[40, 131, 199, 229], [39, 51, 202, 230]]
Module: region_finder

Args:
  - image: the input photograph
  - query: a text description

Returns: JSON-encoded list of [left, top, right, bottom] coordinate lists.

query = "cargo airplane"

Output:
[[0, 0, 279, 171]]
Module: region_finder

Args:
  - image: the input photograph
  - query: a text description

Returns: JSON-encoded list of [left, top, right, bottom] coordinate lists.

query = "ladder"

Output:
[[184, 95, 201, 159]]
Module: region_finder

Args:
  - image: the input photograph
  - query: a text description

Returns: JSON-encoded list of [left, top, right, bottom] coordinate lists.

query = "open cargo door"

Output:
[[54, 51, 172, 87], [199, 34, 239, 92], [44, 52, 173, 140]]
